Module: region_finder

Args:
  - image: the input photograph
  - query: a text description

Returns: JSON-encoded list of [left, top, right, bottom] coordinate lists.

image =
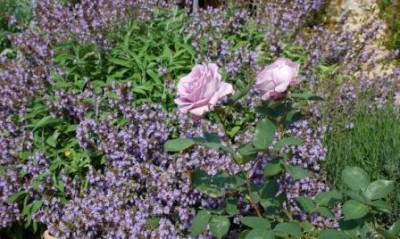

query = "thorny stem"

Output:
[[215, 108, 263, 218]]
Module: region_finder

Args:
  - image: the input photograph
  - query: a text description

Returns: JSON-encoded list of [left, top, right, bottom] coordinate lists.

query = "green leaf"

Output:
[[109, 58, 132, 67], [192, 170, 245, 198], [46, 130, 60, 148], [318, 229, 350, 239], [273, 222, 301, 237], [225, 197, 239, 216], [255, 102, 292, 117], [260, 180, 279, 199], [345, 190, 369, 204], [209, 216, 230, 239], [289, 93, 324, 101], [193, 134, 220, 150], [367, 200, 391, 213], [376, 228, 396, 239], [263, 158, 283, 177], [30, 200, 43, 214], [294, 196, 315, 213], [33, 116, 59, 131], [342, 167, 370, 192], [238, 144, 259, 164], [252, 118, 275, 149], [7, 191, 28, 203], [228, 126, 241, 138], [285, 110, 306, 125], [241, 217, 271, 229], [245, 228, 275, 239], [364, 180, 394, 200], [286, 165, 310, 180], [164, 138, 194, 152], [148, 217, 160, 229], [389, 220, 400, 236], [315, 191, 342, 206], [316, 207, 335, 218], [190, 210, 211, 237], [273, 137, 303, 150], [343, 200, 369, 220]]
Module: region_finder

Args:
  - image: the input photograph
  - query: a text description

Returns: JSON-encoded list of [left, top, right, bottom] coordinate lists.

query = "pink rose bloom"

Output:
[[175, 63, 234, 116], [255, 58, 299, 101]]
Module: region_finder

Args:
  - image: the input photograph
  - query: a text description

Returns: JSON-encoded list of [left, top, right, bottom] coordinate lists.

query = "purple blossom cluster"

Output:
[[185, 5, 260, 76], [2, 0, 399, 237], [34, 0, 184, 45]]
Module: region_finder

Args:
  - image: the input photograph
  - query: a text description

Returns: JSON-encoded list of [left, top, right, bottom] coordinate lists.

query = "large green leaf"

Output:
[[273, 137, 303, 150], [260, 180, 279, 199], [315, 191, 342, 206], [286, 165, 310, 180], [241, 217, 271, 229], [294, 196, 315, 213], [342, 167, 370, 192], [343, 200, 369, 220], [318, 229, 350, 239], [209, 216, 230, 239], [252, 118, 275, 149], [190, 210, 211, 237], [263, 158, 283, 177], [389, 220, 400, 236], [316, 207, 335, 218], [245, 228, 275, 239], [192, 170, 245, 198], [273, 222, 301, 237], [238, 144, 260, 164], [364, 180, 394, 200], [289, 93, 324, 101], [164, 138, 194, 152]]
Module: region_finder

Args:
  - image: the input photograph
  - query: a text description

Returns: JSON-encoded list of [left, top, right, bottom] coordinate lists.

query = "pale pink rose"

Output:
[[255, 58, 299, 101], [175, 63, 234, 116]]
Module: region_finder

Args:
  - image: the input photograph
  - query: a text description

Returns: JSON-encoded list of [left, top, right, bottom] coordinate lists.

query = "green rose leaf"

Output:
[[264, 158, 283, 177], [190, 210, 211, 237], [342, 167, 370, 192], [389, 220, 400, 236], [238, 144, 260, 164], [193, 133, 221, 150], [225, 197, 239, 216], [253, 118, 275, 149], [318, 229, 350, 239], [289, 93, 324, 101], [294, 196, 315, 213], [164, 138, 194, 152], [209, 216, 230, 239], [241, 217, 271, 229], [343, 200, 369, 220], [273, 137, 303, 150], [316, 207, 335, 218], [260, 180, 279, 199], [273, 222, 301, 237], [287, 165, 311, 180], [365, 180, 394, 200], [245, 228, 275, 239], [315, 191, 342, 206]]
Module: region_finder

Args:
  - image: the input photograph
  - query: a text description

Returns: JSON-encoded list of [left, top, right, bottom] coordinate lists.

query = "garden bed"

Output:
[[0, 0, 399, 238]]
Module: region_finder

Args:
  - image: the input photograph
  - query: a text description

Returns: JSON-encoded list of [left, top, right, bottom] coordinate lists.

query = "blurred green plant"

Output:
[[324, 101, 400, 224], [377, 0, 400, 61]]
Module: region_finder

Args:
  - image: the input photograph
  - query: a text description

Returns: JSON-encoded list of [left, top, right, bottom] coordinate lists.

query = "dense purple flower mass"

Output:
[[1, 0, 399, 237]]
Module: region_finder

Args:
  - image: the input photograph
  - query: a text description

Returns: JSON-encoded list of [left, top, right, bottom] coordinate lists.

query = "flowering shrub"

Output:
[[0, 0, 399, 238]]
